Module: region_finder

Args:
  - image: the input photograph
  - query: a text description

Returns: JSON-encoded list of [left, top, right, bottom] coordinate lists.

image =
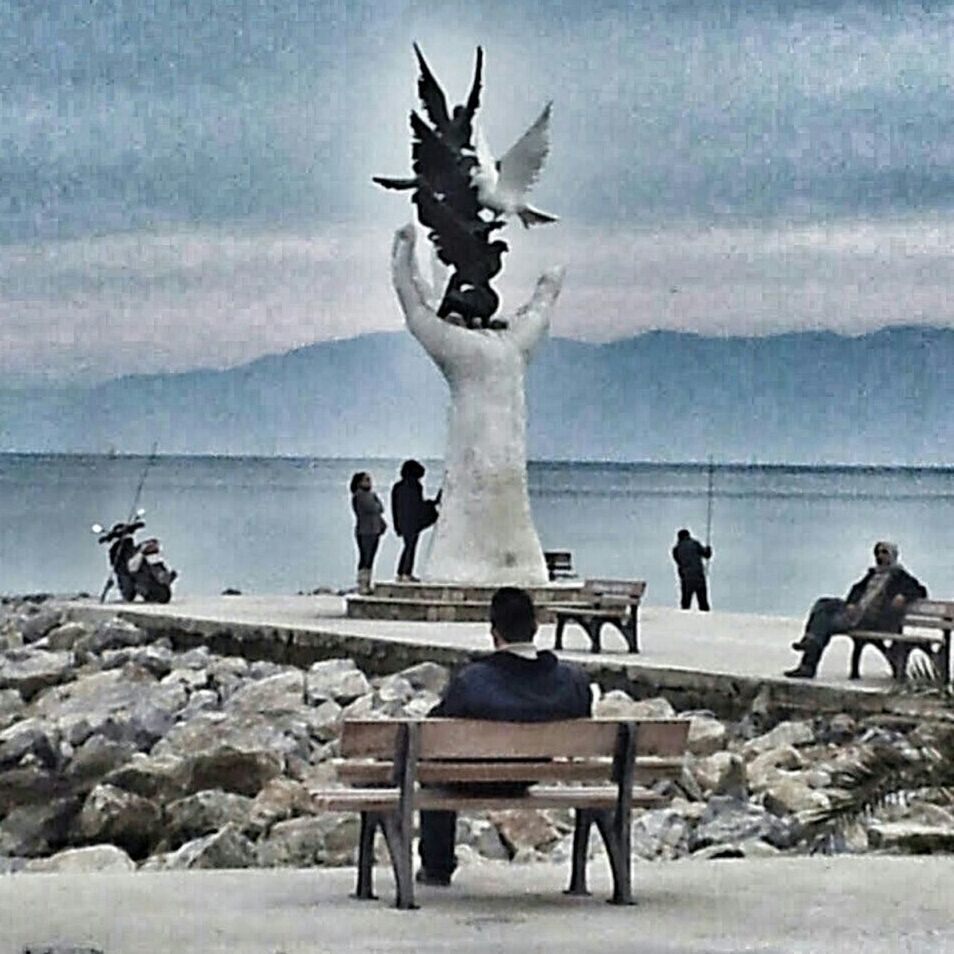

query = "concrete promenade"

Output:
[[65, 594, 911, 712], [2, 857, 951, 953]]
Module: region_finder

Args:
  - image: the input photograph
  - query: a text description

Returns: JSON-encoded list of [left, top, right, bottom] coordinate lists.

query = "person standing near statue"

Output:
[[672, 528, 712, 611], [390, 459, 440, 582], [350, 471, 386, 595]]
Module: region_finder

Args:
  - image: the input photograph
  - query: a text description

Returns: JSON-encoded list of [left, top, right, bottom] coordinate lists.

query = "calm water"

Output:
[[1, 454, 953, 617]]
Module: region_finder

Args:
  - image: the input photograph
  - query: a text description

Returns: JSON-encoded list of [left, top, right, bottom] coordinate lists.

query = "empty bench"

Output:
[[310, 717, 690, 909], [551, 578, 646, 654], [846, 598, 953, 684], [544, 550, 575, 581]]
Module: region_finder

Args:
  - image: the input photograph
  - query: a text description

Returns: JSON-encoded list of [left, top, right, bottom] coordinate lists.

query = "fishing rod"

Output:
[[704, 454, 715, 572], [99, 442, 159, 602]]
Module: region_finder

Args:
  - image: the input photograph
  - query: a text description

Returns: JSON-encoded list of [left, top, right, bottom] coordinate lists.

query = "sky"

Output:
[[4, 0, 954, 384]]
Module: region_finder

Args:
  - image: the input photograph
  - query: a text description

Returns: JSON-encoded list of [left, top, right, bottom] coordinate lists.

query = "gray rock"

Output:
[[867, 822, 954, 854], [74, 618, 150, 656], [164, 790, 254, 848], [376, 674, 415, 705], [257, 816, 331, 867], [0, 797, 80, 856], [743, 721, 814, 759], [177, 689, 220, 721], [0, 688, 23, 730], [687, 715, 727, 756], [488, 810, 560, 852], [0, 855, 26, 873], [306, 659, 371, 703], [100, 644, 173, 679], [631, 808, 691, 860], [398, 661, 449, 695], [46, 621, 91, 652], [64, 736, 136, 787], [593, 691, 676, 719], [77, 783, 162, 858], [690, 795, 797, 851], [225, 671, 304, 714], [822, 713, 857, 744], [401, 690, 441, 719], [19, 608, 64, 643], [148, 823, 258, 869], [747, 745, 806, 792], [103, 752, 192, 802], [24, 844, 136, 873], [0, 719, 60, 769], [244, 776, 313, 837], [762, 776, 831, 817], [690, 839, 782, 860], [691, 751, 747, 799], [0, 649, 75, 700], [0, 765, 64, 814]]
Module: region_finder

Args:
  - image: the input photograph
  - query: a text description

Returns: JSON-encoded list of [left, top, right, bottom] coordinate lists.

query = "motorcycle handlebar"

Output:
[[97, 519, 146, 544]]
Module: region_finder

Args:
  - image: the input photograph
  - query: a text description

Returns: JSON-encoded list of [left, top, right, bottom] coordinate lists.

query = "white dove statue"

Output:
[[471, 102, 558, 228]]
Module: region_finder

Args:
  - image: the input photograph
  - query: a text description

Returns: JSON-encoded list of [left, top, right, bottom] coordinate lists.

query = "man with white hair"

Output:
[[784, 541, 927, 679]]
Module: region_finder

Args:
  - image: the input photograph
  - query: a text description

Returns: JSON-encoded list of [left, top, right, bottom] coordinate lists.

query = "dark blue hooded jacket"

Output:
[[431, 649, 592, 721]]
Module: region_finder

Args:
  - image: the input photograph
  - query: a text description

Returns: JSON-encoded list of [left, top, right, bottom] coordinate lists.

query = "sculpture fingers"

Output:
[[509, 265, 565, 355], [391, 224, 434, 318]]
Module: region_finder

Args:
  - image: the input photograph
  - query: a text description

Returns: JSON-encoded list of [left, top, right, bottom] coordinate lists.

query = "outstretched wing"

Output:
[[496, 102, 552, 203], [413, 43, 450, 133], [471, 123, 498, 193], [464, 46, 483, 120]]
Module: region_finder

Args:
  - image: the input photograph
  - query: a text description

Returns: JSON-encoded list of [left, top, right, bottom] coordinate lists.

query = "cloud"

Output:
[[4, 216, 954, 383]]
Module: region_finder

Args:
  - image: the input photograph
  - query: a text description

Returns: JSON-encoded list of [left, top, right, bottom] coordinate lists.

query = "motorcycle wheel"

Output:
[[142, 581, 172, 604]]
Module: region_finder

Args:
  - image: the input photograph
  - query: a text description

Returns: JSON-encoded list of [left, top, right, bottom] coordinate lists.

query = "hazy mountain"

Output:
[[1, 327, 951, 465]]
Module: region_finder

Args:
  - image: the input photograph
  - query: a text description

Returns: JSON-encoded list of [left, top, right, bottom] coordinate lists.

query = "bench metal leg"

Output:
[[628, 609, 639, 654], [381, 814, 417, 910], [587, 620, 603, 654], [849, 638, 866, 680], [353, 812, 379, 900], [593, 810, 634, 905], [565, 808, 594, 896], [554, 616, 567, 651]]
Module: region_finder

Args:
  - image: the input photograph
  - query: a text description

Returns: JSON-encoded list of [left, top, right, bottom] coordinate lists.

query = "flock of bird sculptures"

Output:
[[374, 45, 557, 329]]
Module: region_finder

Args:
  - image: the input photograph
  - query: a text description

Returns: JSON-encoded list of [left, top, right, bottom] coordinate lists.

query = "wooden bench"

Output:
[[310, 717, 689, 909], [551, 579, 646, 654], [544, 550, 575, 581], [846, 598, 953, 684]]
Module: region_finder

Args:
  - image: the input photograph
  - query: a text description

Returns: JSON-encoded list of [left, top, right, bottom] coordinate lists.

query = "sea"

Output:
[[1, 454, 952, 619]]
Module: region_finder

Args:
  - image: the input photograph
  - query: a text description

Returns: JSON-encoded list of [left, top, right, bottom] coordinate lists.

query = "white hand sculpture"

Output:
[[391, 224, 564, 584]]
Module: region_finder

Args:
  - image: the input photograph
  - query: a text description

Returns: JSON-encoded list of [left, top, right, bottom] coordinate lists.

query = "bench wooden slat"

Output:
[[341, 719, 688, 760], [850, 629, 946, 644], [310, 785, 666, 813], [335, 754, 684, 786]]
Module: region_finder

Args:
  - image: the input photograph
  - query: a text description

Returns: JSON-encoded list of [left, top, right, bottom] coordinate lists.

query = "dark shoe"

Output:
[[783, 665, 815, 679], [790, 637, 810, 652], [415, 868, 451, 887]]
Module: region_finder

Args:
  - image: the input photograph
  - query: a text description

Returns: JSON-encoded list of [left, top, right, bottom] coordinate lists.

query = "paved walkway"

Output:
[[2, 857, 950, 953], [67, 593, 902, 693]]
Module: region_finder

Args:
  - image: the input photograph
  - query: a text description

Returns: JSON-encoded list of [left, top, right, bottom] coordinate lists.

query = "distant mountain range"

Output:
[[2, 326, 952, 465]]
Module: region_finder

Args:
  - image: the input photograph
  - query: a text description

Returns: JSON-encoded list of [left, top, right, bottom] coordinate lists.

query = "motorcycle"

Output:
[[92, 509, 177, 603]]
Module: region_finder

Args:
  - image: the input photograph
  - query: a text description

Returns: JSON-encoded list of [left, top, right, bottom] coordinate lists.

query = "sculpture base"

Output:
[[346, 580, 587, 624]]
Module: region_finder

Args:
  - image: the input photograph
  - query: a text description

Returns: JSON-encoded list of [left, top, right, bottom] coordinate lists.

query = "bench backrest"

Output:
[[904, 599, 954, 629], [583, 578, 646, 606], [544, 550, 573, 571]]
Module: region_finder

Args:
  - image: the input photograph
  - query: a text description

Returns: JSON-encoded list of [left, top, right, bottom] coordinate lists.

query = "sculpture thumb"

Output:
[[528, 266, 566, 313], [391, 224, 432, 317]]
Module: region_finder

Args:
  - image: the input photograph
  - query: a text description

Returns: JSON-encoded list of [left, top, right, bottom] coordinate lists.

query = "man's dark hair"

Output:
[[490, 586, 537, 643], [677, 528, 690, 540], [400, 459, 426, 480]]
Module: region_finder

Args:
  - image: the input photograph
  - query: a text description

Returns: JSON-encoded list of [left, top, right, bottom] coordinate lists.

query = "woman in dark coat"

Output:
[[350, 471, 386, 594], [390, 459, 438, 582], [784, 541, 927, 679]]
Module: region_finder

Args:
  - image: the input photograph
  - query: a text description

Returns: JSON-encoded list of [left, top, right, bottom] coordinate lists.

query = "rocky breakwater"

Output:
[[0, 596, 952, 875]]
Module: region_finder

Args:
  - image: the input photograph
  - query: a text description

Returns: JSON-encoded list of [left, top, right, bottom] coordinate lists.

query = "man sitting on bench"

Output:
[[418, 586, 593, 885], [784, 540, 927, 679]]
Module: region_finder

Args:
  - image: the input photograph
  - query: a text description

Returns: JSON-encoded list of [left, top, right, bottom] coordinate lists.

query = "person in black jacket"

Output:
[[390, 459, 439, 582], [784, 541, 927, 679], [672, 528, 712, 611], [417, 586, 592, 886]]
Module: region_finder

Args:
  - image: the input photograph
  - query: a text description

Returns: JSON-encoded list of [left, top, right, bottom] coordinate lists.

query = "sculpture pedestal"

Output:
[[346, 580, 586, 624]]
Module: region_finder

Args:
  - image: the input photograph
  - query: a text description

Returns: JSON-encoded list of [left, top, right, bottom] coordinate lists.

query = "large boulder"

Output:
[[46, 621, 92, 652], [631, 808, 692, 860], [0, 649, 75, 700], [398, 662, 449, 695], [867, 822, 954, 854], [743, 721, 814, 759], [0, 688, 24, 731], [18, 608, 64, 644], [144, 824, 258, 870], [687, 715, 728, 756], [245, 776, 314, 837], [306, 659, 370, 703], [25, 844, 135, 873], [65, 736, 137, 788], [593, 692, 676, 719], [0, 765, 65, 814], [0, 718, 60, 769], [77, 783, 162, 858], [0, 797, 80, 856], [762, 776, 831, 817], [691, 751, 747, 799], [690, 795, 797, 852], [488, 810, 560, 853], [164, 790, 254, 849], [73, 618, 151, 656], [747, 746, 806, 792]]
